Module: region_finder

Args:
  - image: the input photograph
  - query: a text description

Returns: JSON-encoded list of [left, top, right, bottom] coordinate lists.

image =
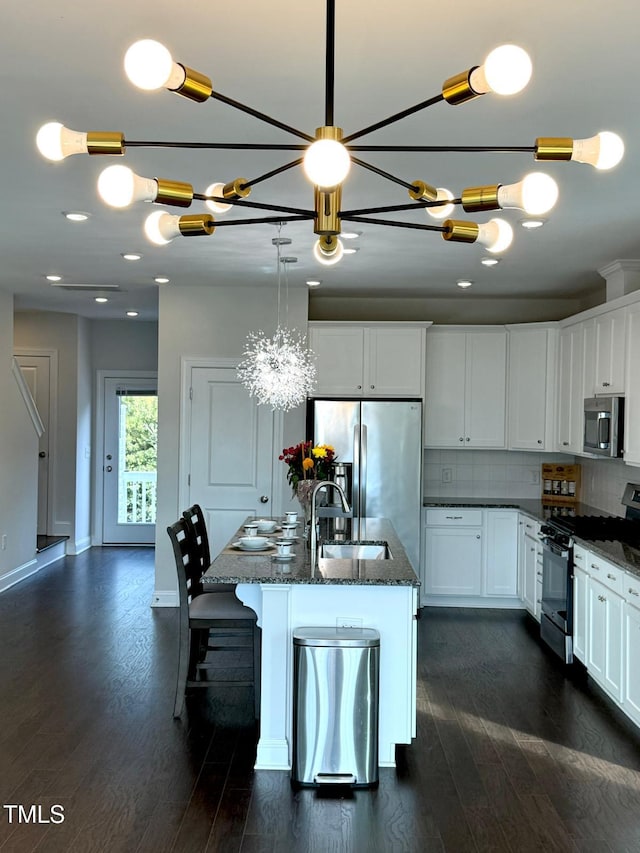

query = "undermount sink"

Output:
[[318, 541, 393, 560]]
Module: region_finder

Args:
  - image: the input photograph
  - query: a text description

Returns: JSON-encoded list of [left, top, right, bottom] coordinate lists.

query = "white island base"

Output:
[[235, 582, 418, 771]]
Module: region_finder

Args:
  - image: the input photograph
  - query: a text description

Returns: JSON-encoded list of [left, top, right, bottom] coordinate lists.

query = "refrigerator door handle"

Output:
[[360, 424, 367, 518], [353, 424, 360, 518]]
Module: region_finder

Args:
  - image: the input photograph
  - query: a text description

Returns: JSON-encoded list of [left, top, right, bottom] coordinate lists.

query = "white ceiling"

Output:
[[3, 0, 640, 320]]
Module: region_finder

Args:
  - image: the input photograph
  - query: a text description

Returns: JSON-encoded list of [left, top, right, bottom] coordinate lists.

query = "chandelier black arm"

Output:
[[347, 144, 537, 153], [240, 158, 304, 191], [211, 215, 315, 227], [125, 140, 309, 151], [342, 94, 446, 144], [193, 194, 315, 218], [340, 200, 462, 217], [210, 91, 315, 143], [341, 214, 446, 233], [350, 156, 417, 192], [326, 0, 336, 125]]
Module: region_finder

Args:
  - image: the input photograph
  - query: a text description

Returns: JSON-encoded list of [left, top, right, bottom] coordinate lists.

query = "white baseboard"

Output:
[[0, 558, 39, 594], [151, 589, 178, 607], [68, 536, 91, 555]]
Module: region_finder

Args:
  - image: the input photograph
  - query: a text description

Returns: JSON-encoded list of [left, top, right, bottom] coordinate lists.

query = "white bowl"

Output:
[[255, 519, 277, 533], [237, 536, 269, 550]]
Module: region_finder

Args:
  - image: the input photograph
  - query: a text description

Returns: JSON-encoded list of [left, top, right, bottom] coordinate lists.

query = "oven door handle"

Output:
[[542, 538, 569, 558]]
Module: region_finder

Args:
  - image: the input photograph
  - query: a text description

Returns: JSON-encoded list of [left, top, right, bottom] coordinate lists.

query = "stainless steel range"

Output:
[[539, 483, 640, 663]]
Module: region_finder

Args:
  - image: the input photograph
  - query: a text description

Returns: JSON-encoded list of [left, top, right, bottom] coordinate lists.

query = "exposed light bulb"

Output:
[[498, 172, 558, 215], [144, 211, 181, 245], [204, 182, 232, 214], [313, 237, 344, 266], [36, 122, 88, 161], [303, 140, 351, 188], [572, 132, 624, 170], [470, 44, 532, 96], [426, 188, 455, 220], [98, 165, 158, 208], [477, 218, 513, 253], [124, 40, 185, 91]]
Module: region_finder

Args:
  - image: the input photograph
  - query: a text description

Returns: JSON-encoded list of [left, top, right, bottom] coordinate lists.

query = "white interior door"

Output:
[[15, 354, 50, 535], [188, 366, 275, 560], [103, 378, 157, 544]]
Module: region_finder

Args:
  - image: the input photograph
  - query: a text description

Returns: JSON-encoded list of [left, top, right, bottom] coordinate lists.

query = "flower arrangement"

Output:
[[279, 440, 337, 494]]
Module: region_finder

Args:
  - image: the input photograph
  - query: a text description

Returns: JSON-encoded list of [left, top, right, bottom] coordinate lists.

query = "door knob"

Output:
[[38, 451, 47, 458], [260, 495, 269, 503], [106, 465, 113, 473]]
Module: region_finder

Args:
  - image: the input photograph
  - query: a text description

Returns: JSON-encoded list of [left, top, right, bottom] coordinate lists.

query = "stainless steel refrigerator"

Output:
[[308, 398, 423, 571]]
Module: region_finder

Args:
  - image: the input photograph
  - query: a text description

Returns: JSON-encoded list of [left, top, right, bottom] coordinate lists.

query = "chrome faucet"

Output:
[[310, 481, 351, 569]]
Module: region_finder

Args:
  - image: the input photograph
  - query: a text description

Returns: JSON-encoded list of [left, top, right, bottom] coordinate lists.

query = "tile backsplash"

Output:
[[423, 449, 640, 516], [423, 450, 575, 499]]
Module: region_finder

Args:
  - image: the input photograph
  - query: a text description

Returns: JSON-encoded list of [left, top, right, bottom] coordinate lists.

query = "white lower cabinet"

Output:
[[518, 514, 542, 620], [587, 575, 624, 702], [575, 545, 638, 721], [624, 587, 640, 727], [423, 508, 518, 606]]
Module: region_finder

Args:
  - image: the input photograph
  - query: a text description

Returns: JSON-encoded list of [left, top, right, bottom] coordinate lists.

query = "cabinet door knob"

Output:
[[602, 381, 610, 387], [370, 385, 375, 389], [476, 535, 481, 539], [459, 437, 464, 442], [562, 441, 570, 446], [357, 385, 362, 390], [260, 495, 269, 503], [466, 437, 470, 442], [537, 440, 543, 445]]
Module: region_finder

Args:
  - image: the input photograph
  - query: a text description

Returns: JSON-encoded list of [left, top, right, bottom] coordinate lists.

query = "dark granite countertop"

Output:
[[202, 516, 420, 587]]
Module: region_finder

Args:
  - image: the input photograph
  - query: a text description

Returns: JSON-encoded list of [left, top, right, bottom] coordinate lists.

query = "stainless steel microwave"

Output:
[[583, 396, 624, 458]]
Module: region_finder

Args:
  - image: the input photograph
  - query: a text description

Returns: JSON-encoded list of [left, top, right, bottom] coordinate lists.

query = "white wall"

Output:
[[90, 320, 158, 372], [0, 292, 38, 588], [74, 318, 92, 554], [155, 284, 308, 603]]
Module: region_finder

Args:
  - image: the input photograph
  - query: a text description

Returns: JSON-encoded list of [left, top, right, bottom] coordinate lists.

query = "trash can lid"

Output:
[[293, 626, 380, 648]]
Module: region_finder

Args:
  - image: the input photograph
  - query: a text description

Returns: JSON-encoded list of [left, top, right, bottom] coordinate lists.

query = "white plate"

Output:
[[232, 539, 275, 552]]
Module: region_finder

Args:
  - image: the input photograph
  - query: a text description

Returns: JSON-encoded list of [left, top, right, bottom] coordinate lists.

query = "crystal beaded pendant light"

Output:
[[237, 228, 316, 411]]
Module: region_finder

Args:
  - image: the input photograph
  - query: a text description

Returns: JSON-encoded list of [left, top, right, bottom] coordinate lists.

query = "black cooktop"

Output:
[[548, 514, 640, 547]]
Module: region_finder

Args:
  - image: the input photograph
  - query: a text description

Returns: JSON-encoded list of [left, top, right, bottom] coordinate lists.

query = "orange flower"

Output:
[[302, 457, 315, 470]]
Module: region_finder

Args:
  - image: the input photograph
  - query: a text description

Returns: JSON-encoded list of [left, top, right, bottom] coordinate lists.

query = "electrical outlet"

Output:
[[1, 534, 7, 550], [529, 470, 540, 485], [336, 616, 363, 629], [442, 467, 453, 483]]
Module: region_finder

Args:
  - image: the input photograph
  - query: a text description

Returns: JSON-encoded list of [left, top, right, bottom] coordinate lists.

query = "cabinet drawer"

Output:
[[625, 573, 640, 601], [425, 509, 482, 526], [587, 554, 625, 595], [573, 544, 588, 568]]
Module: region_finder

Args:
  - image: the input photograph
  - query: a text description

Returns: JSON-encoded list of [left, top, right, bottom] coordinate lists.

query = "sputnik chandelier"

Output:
[[36, 1, 625, 267], [237, 227, 316, 411]]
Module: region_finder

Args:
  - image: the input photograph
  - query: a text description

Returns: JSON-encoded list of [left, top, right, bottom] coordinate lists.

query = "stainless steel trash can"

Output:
[[292, 626, 380, 788]]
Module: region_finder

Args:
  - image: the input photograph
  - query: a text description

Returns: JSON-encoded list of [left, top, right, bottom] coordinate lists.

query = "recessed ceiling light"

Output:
[[154, 276, 170, 284], [341, 231, 362, 240], [45, 274, 62, 282], [62, 211, 90, 222], [121, 252, 142, 261], [343, 247, 359, 254], [457, 280, 473, 289], [95, 297, 109, 303], [481, 257, 500, 267], [126, 310, 139, 317], [520, 218, 546, 229], [306, 280, 321, 288]]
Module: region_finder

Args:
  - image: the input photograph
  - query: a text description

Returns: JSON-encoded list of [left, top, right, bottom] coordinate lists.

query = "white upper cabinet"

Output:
[[507, 325, 558, 451], [557, 322, 585, 454], [624, 302, 640, 466], [584, 309, 627, 396], [425, 328, 507, 448], [308, 323, 426, 397]]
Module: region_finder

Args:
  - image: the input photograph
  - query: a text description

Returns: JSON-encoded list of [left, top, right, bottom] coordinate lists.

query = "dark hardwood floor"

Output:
[[1, 548, 640, 852]]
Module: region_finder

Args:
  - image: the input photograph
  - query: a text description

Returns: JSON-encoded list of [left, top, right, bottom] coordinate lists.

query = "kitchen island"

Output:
[[202, 517, 420, 771]]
